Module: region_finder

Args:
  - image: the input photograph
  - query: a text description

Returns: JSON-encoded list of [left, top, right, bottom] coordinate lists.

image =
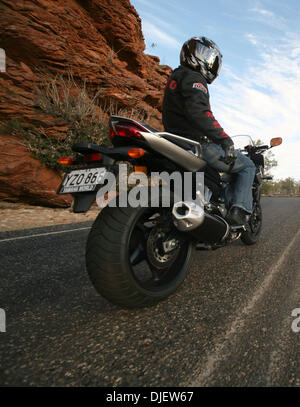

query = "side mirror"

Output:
[[270, 137, 282, 147]]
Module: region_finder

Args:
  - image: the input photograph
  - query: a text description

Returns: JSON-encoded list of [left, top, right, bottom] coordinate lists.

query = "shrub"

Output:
[[4, 72, 150, 172]]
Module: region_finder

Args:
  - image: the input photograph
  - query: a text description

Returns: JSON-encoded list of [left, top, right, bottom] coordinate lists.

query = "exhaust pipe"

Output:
[[172, 201, 229, 244], [172, 201, 205, 231]]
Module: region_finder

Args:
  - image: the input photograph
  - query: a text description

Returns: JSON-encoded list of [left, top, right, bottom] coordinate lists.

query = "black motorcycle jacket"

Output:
[[162, 65, 233, 148]]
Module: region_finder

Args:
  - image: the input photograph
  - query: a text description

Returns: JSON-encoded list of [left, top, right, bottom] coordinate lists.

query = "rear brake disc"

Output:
[[146, 227, 180, 269]]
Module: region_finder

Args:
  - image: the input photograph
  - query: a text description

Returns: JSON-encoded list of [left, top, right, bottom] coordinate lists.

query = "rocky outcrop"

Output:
[[0, 0, 172, 206]]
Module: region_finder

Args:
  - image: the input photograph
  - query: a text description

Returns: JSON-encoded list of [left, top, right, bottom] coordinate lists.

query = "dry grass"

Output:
[[35, 71, 151, 136], [16, 71, 152, 171], [36, 72, 104, 123]]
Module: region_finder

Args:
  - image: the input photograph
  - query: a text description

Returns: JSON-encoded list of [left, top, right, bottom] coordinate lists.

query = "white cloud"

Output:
[[211, 36, 300, 180], [245, 33, 258, 46], [133, 0, 173, 20], [141, 11, 183, 37], [141, 20, 181, 49], [249, 7, 275, 17], [247, 6, 286, 30]]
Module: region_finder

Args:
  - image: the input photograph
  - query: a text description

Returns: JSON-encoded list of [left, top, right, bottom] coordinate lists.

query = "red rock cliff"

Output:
[[0, 0, 172, 207]]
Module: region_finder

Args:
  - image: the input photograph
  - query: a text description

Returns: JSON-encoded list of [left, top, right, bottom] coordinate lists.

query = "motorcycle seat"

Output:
[[161, 135, 196, 151]]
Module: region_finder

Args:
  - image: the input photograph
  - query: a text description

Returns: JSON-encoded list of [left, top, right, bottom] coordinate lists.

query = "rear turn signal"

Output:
[[128, 148, 146, 159], [134, 166, 147, 174], [58, 156, 74, 165]]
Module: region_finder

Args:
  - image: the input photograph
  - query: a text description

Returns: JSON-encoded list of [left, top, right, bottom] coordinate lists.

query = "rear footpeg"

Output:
[[230, 225, 247, 231]]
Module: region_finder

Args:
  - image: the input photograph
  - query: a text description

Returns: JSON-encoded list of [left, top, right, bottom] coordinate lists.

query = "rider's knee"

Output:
[[244, 155, 256, 170]]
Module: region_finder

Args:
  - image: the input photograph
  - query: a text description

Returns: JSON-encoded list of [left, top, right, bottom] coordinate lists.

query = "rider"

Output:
[[162, 36, 256, 225]]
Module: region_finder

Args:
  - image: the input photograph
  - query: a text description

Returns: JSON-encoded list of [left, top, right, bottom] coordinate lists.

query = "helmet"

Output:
[[180, 37, 223, 83]]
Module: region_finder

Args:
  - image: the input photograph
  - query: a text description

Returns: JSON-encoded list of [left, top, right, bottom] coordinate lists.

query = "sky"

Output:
[[131, 0, 300, 180]]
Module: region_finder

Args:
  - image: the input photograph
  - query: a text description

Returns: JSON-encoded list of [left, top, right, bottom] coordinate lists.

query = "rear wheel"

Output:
[[241, 201, 262, 245], [86, 203, 194, 308]]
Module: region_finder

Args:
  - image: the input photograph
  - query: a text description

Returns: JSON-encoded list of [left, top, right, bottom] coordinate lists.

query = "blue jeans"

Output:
[[201, 143, 256, 213]]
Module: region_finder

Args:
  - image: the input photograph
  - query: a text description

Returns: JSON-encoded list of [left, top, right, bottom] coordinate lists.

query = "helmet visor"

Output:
[[211, 55, 222, 77], [195, 43, 222, 76]]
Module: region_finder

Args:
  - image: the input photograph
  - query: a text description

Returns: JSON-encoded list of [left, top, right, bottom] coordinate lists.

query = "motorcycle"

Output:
[[57, 116, 282, 308]]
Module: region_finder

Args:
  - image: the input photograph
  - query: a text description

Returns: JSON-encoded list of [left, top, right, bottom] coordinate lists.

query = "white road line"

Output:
[[266, 267, 300, 386], [0, 227, 91, 243], [188, 227, 300, 387]]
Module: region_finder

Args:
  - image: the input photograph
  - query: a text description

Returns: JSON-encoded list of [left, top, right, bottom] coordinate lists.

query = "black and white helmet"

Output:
[[180, 36, 223, 83]]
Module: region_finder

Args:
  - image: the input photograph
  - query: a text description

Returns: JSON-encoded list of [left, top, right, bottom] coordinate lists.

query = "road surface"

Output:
[[0, 197, 299, 386]]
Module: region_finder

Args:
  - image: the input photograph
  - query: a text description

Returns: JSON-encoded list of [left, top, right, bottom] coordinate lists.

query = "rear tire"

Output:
[[86, 203, 194, 308]]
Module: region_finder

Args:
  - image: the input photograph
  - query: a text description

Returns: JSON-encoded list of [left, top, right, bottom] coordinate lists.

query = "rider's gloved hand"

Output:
[[221, 138, 237, 166]]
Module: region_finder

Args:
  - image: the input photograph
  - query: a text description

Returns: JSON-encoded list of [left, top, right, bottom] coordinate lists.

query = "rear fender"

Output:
[[72, 192, 97, 213], [72, 143, 142, 161]]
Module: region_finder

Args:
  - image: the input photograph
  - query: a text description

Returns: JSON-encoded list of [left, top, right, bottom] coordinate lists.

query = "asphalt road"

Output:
[[0, 197, 299, 387]]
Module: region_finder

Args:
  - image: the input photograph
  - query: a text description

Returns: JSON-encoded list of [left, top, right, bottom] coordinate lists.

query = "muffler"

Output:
[[172, 201, 229, 244]]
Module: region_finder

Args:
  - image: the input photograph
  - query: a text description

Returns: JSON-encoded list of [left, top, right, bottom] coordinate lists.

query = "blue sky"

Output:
[[131, 0, 300, 180]]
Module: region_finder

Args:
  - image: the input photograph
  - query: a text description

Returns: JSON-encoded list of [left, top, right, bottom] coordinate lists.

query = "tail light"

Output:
[[84, 153, 102, 163], [109, 128, 116, 140], [109, 123, 144, 140]]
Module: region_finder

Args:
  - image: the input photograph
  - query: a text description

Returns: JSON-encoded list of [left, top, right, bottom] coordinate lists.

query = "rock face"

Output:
[[0, 0, 173, 207]]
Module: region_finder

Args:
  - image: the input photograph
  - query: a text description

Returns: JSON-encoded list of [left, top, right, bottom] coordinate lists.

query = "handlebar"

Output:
[[243, 144, 270, 153], [254, 144, 269, 150]]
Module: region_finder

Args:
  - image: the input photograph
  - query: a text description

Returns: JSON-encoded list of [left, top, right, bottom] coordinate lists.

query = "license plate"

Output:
[[58, 168, 107, 194]]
